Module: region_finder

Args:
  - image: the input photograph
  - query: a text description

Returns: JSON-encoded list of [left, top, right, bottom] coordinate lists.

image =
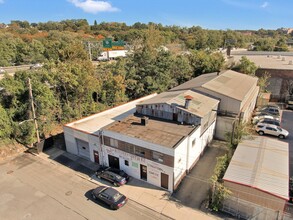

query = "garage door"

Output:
[[76, 139, 90, 159]]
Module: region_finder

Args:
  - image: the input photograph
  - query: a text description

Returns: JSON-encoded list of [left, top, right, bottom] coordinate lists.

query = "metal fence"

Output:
[[222, 196, 293, 220]]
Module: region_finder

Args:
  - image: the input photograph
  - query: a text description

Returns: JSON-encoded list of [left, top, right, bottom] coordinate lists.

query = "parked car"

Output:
[[95, 169, 127, 186], [257, 104, 280, 111], [92, 186, 128, 210], [257, 118, 280, 126], [30, 63, 43, 69], [98, 166, 130, 182], [257, 106, 280, 116], [255, 123, 289, 139], [252, 114, 280, 124]]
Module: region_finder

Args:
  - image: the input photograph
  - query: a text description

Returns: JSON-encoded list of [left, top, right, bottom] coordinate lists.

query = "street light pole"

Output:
[[28, 78, 40, 143]]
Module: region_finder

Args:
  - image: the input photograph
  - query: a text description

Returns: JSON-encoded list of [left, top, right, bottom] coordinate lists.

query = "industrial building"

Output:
[[223, 136, 289, 219]]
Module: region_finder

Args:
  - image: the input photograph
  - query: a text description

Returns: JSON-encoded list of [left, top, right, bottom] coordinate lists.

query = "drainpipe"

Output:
[[99, 130, 105, 166]]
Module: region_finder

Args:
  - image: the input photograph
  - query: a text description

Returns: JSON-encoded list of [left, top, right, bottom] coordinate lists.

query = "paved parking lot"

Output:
[[280, 109, 293, 177]]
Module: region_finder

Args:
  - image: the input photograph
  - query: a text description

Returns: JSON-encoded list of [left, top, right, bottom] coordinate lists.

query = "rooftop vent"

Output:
[[184, 95, 193, 109], [141, 116, 149, 126]]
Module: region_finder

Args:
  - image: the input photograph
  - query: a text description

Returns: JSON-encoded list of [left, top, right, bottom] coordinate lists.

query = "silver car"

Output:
[[255, 123, 289, 139]]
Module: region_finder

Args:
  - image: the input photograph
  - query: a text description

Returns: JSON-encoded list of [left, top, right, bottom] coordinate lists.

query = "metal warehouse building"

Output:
[[223, 136, 289, 219]]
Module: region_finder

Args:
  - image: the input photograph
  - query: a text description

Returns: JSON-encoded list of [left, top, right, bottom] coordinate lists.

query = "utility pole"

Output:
[[88, 41, 92, 61], [28, 78, 40, 143]]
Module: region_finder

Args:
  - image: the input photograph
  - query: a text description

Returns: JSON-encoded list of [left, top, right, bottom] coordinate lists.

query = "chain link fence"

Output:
[[222, 196, 293, 220]]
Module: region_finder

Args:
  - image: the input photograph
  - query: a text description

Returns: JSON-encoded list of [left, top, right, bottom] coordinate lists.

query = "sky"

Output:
[[0, 0, 293, 30]]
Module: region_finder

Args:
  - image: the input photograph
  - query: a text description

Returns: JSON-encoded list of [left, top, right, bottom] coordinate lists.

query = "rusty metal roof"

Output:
[[103, 115, 197, 148]]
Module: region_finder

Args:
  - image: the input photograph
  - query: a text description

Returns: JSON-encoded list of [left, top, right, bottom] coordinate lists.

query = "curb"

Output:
[[75, 172, 175, 219]]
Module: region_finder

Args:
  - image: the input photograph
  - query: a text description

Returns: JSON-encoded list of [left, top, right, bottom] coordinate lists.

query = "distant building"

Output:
[[231, 51, 293, 101]]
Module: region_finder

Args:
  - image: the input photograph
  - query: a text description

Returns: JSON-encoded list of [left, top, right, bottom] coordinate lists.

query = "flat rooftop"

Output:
[[65, 94, 157, 135], [104, 114, 197, 148], [231, 51, 293, 70]]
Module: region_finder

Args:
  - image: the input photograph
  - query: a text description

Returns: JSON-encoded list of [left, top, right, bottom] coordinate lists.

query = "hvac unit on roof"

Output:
[[289, 60, 293, 65], [282, 57, 286, 61]]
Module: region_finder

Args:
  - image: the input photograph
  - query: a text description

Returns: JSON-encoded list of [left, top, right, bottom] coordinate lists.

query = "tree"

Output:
[[188, 50, 224, 76], [274, 38, 289, 51], [258, 71, 271, 93], [237, 56, 258, 76], [0, 105, 13, 139]]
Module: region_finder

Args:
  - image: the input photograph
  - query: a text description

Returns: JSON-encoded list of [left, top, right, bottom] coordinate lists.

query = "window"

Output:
[[125, 144, 134, 154], [110, 138, 118, 148], [125, 160, 129, 166], [135, 146, 145, 157], [152, 151, 164, 163], [192, 139, 196, 147]]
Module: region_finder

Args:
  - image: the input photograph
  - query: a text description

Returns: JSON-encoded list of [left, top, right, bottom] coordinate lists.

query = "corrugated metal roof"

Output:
[[169, 72, 219, 91], [223, 136, 289, 200], [201, 70, 258, 101], [137, 90, 219, 118]]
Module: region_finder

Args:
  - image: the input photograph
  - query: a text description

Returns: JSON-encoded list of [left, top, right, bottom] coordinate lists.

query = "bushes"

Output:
[[209, 154, 231, 211]]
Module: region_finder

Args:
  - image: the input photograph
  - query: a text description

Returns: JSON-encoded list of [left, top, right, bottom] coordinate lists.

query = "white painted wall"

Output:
[[64, 126, 89, 155], [102, 145, 174, 191], [186, 120, 215, 170], [197, 87, 241, 114], [88, 134, 101, 162], [173, 137, 189, 186]]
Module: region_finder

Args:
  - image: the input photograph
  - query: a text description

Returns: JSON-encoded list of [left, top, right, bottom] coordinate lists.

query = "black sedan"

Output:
[[95, 170, 127, 186], [103, 167, 130, 182], [92, 186, 128, 210]]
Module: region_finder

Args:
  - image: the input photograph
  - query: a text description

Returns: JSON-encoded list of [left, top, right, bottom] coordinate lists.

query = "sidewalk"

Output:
[[38, 147, 218, 220]]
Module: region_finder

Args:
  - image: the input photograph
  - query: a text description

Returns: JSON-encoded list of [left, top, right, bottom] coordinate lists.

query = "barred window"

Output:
[[110, 138, 118, 148], [152, 151, 164, 163]]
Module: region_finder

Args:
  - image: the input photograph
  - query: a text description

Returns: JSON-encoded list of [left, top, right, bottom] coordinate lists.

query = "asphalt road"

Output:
[[0, 153, 171, 220]]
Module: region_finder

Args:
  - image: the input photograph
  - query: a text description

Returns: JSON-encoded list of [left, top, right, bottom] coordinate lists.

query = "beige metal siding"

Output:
[[224, 181, 286, 211]]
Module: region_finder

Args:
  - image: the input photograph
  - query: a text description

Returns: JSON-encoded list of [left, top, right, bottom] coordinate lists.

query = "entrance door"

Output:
[[161, 173, 169, 189], [93, 150, 100, 164], [173, 113, 178, 121], [140, 165, 147, 181], [108, 155, 120, 169], [76, 139, 90, 159]]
